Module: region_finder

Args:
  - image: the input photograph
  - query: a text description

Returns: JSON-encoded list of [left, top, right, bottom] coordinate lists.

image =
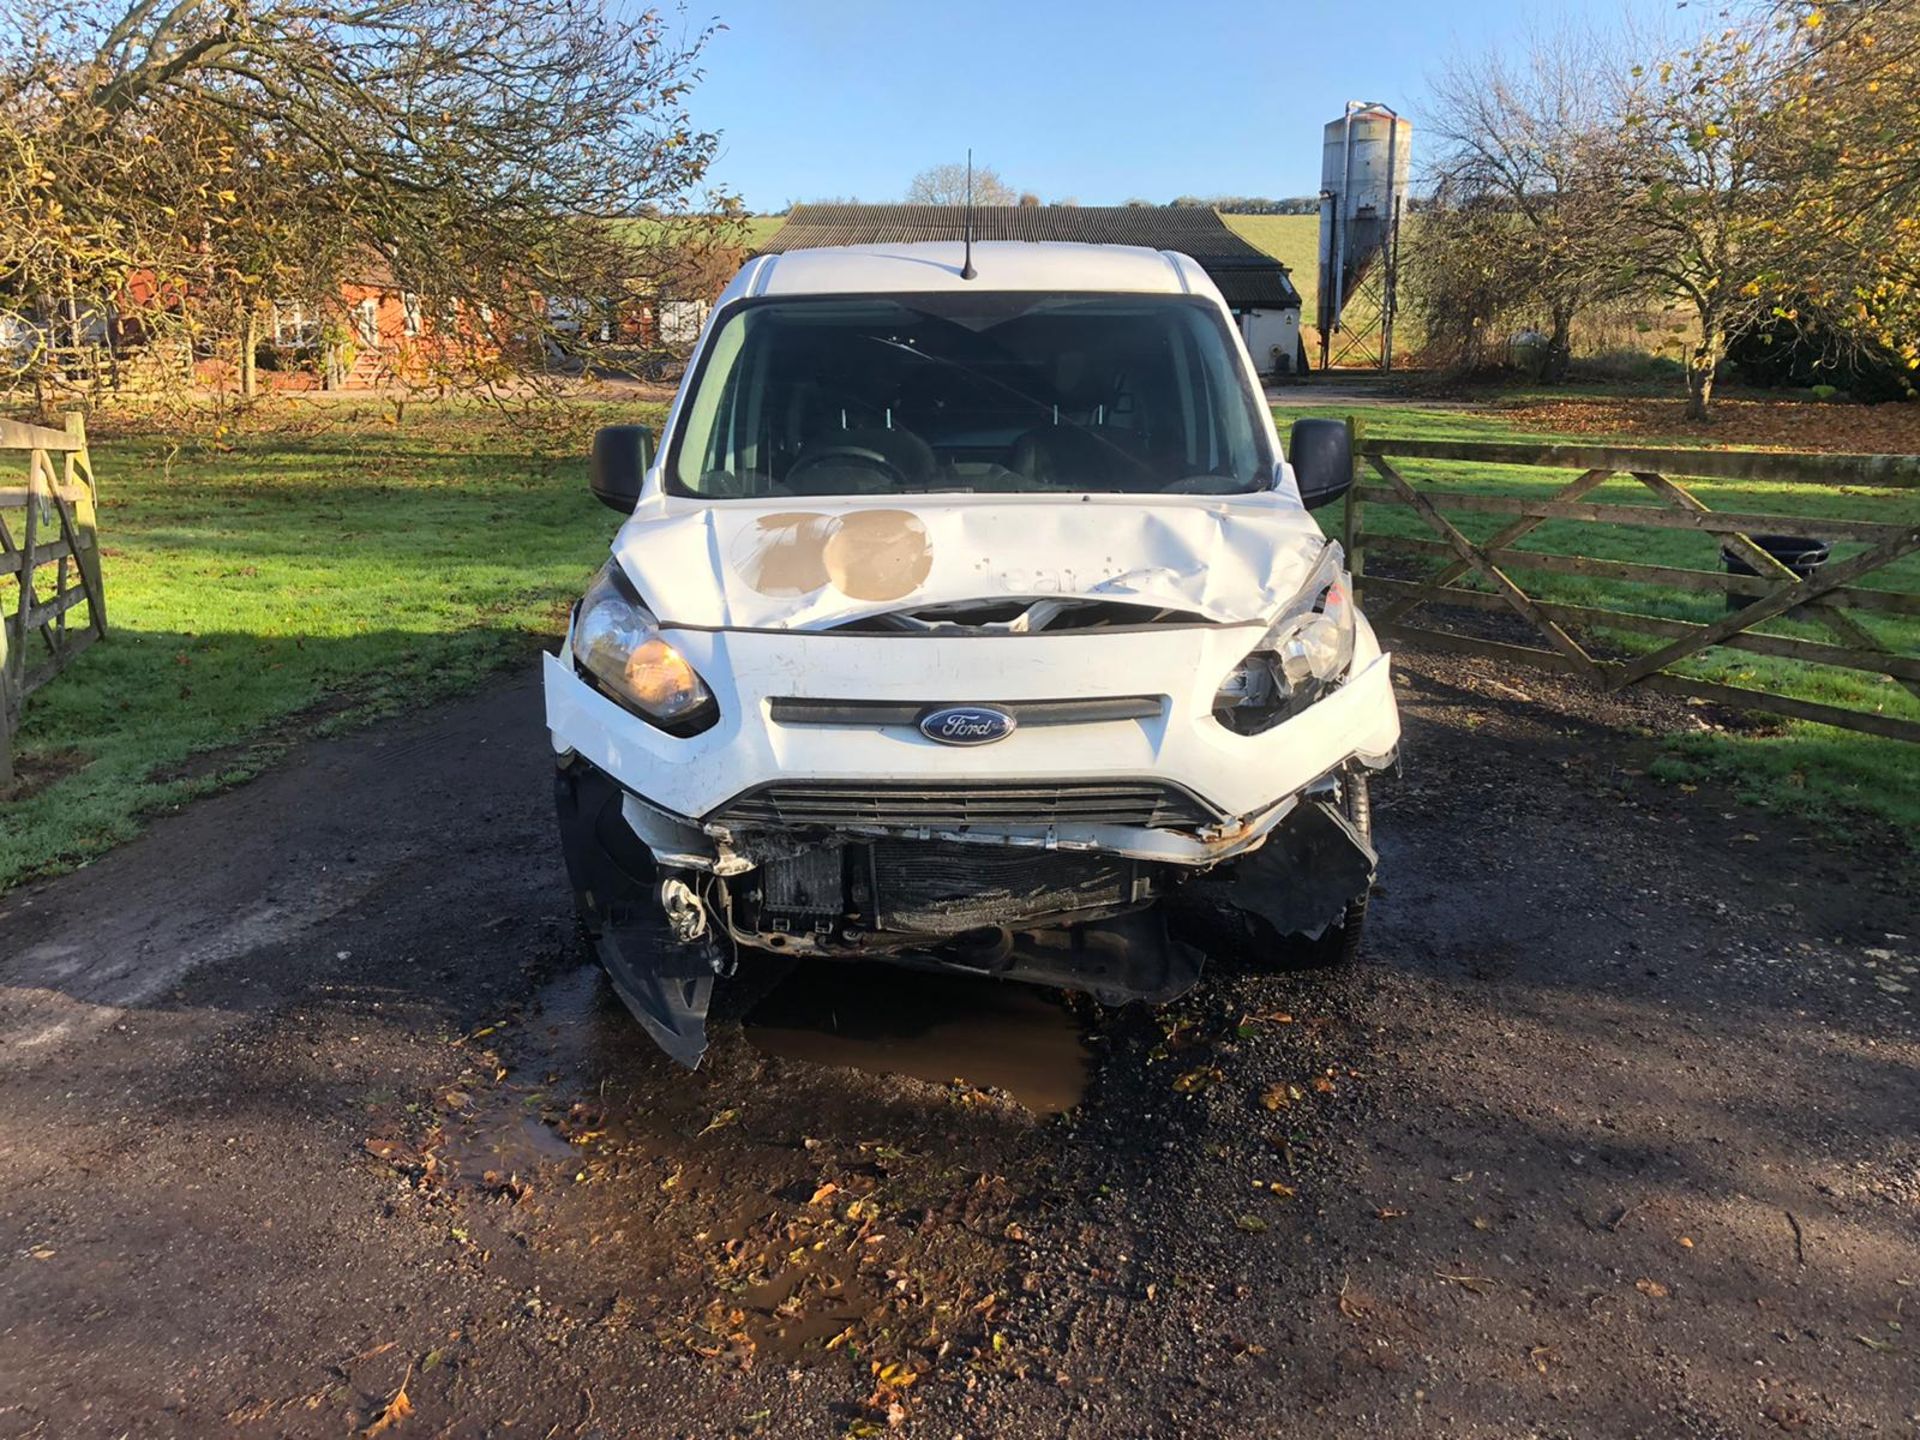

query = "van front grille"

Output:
[[709, 780, 1216, 832]]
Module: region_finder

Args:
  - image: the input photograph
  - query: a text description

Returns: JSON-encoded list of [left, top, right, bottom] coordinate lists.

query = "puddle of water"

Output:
[[736, 1264, 871, 1360], [439, 1110, 578, 1191], [745, 961, 1090, 1114]]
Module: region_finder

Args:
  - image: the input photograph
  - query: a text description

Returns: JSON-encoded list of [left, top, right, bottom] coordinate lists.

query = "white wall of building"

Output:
[[1238, 308, 1302, 377]]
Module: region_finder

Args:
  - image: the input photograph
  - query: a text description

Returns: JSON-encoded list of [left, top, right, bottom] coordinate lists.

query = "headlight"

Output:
[[571, 563, 717, 733], [1214, 542, 1355, 734]]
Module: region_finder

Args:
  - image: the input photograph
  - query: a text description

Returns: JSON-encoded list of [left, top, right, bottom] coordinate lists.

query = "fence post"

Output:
[[1342, 414, 1365, 606], [63, 411, 104, 631]]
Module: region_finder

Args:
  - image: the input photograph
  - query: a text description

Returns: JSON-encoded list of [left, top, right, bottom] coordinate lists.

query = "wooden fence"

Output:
[[1341, 433, 1920, 743], [1, 413, 106, 785]]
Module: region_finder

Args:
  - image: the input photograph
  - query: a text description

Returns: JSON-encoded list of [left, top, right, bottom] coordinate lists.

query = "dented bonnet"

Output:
[[610, 492, 1329, 631]]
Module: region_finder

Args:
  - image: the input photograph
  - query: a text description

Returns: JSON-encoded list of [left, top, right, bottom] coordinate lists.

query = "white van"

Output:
[[544, 241, 1401, 1064]]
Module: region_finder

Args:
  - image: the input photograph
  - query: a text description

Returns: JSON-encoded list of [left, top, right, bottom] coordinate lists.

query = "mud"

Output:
[[1, 650, 1916, 1438], [744, 960, 1091, 1115]]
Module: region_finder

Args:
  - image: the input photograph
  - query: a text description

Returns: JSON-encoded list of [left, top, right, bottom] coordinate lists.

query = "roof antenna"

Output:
[[961, 148, 978, 280]]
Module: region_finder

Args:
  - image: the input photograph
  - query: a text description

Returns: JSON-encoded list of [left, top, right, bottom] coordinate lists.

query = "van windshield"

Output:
[[666, 293, 1273, 498]]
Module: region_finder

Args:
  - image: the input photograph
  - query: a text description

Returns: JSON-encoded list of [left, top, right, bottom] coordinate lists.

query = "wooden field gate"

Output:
[[1341, 433, 1920, 743], [1, 413, 106, 785]]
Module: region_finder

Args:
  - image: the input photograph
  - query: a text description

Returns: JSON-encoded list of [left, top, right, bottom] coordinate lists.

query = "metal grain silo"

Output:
[[1317, 102, 1412, 368]]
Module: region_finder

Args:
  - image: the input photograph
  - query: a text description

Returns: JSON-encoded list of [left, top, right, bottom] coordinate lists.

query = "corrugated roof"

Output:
[[759, 205, 1301, 311]]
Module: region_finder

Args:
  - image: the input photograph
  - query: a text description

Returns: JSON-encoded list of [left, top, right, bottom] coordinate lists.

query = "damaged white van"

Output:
[[544, 241, 1400, 1065]]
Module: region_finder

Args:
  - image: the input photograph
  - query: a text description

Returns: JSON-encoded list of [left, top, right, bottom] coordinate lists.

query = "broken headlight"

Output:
[[1214, 542, 1355, 735], [571, 563, 717, 734]]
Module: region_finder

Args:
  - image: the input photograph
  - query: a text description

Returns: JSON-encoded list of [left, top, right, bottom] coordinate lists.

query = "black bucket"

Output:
[[1723, 535, 1830, 612]]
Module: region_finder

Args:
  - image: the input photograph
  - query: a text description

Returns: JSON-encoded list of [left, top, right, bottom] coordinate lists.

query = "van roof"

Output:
[[723, 241, 1222, 303]]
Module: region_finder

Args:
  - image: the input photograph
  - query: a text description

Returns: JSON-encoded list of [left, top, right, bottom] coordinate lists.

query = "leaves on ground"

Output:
[[1173, 1065, 1224, 1093], [362, 1364, 413, 1436]]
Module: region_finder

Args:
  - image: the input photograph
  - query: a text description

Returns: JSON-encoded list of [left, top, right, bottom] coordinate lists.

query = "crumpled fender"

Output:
[[1213, 795, 1376, 940], [555, 761, 722, 1068]]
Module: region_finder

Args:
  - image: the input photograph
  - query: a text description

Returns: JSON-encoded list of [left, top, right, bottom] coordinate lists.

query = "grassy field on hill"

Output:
[[742, 215, 785, 249], [1221, 213, 1320, 316]]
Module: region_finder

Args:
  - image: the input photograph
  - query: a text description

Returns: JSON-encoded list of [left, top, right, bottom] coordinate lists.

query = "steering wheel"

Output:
[[784, 444, 909, 491]]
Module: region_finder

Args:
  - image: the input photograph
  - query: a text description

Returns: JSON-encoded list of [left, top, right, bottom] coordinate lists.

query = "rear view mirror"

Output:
[[1287, 419, 1353, 511], [590, 425, 654, 513]]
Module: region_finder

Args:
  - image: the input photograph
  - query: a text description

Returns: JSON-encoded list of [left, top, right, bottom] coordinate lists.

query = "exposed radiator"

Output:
[[759, 846, 844, 916], [869, 841, 1142, 934]]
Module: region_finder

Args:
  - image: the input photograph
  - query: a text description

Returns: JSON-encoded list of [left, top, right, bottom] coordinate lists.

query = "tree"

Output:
[[905, 161, 1017, 206], [1760, 0, 1920, 392], [1415, 28, 1643, 377], [0, 0, 735, 403], [1617, 23, 1810, 418]]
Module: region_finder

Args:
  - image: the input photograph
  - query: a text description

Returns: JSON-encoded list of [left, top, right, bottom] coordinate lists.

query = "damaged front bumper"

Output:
[[554, 752, 1384, 1068], [547, 627, 1398, 1067]]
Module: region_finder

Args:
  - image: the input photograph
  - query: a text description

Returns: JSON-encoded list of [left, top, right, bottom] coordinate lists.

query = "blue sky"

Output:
[[689, 0, 1692, 212]]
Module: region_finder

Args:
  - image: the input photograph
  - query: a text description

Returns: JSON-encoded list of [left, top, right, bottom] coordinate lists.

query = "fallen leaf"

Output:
[[1235, 1214, 1269, 1234], [1854, 1333, 1900, 1353], [363, 1364, 413, 1436], [1678, 1235, 1695, 1248], [1313, 1076, 1337, 1095], [1173, 1065, 1223, 1094], [1636, 1278, 1671, 1299], [698, 1107, 739, 1136], [808, 1182, 839, 1205], [1260, 1080, 1308, 1111]]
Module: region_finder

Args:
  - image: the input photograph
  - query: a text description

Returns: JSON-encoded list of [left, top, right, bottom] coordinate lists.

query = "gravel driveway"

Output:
[[1, 650, 1914, 1438]]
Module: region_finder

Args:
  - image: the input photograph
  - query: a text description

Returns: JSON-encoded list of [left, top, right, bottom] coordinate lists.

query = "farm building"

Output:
[[758, 205, 1306, 377]]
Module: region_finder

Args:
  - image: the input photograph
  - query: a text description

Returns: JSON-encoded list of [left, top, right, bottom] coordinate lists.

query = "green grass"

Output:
[[1220, 214, 1320, 319], [743, 215, 786, 249], [0, 402, 657, 891], [1274, 401, 1920, 838]]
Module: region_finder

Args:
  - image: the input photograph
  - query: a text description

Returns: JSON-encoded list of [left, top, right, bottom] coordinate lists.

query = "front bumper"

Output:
[[546, 623, 1398, 1066], [543, 621, 1400, 848]]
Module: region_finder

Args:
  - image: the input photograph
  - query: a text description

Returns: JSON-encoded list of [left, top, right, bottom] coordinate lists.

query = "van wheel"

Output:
[[1297, 769, 1371, 969]]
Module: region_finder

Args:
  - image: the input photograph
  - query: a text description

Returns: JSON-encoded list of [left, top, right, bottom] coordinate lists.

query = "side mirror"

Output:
[[1287, 419, 1353, 512], [590, 425, 654, 513]]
